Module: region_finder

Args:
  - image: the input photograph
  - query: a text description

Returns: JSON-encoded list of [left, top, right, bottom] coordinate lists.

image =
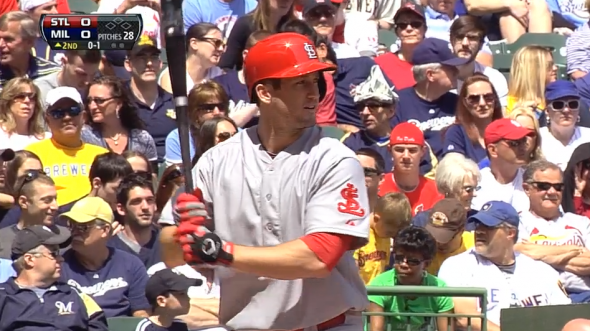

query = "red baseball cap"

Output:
[[389, 122, 424, 146], [484, 118, 533, 146]]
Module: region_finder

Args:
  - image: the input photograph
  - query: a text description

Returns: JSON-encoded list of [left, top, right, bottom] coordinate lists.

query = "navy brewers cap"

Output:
[[412, 38, 470, 67], [145, 269, 203, 304], [467, 201, 520, 228], [103, 50, 131, 81], [11, 225, 71, 260], [545, 80, 581, 102]]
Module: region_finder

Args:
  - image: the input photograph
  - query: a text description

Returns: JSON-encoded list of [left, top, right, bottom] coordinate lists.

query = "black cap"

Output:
[[128, 35, 161, 57], [394, 0, 426, 22], [145, 269, 203, 304], [11, 225, 71, 260], [303, 0, 337, 16], [0, 149, 15, 162]]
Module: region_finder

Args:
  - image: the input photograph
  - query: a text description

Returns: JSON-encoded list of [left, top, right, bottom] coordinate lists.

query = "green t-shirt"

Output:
[[368, 269, 454, 331]]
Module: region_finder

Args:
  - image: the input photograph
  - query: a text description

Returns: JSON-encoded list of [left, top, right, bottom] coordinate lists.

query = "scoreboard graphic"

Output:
[[40, 14, 143, 51]]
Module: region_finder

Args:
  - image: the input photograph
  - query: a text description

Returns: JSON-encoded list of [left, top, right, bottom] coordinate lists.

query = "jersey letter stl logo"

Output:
[[337, 183, 366, 217], [303, 43, 318, 59]]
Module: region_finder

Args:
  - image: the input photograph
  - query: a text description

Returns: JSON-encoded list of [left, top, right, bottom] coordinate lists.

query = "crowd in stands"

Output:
[[1, 0, 590, 330]]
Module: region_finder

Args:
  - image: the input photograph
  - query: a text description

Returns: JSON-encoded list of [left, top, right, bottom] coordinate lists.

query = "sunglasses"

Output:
[[197, 103, 226, 113], [16, 170, 46, 196], [465, 93, 495, 105], [393, 254, 423, 266], [395, 21, 423, 30], [463, 185, 480, 193], [531, 181, 564, 192], [48, 106, 82, 120], [550, 100, 580, 111], [217, 131, 236, 142], [199, 37, 225, 49], [355, 102, 391, 112], [502, 138, 527, 148], [363, 167, 380, 177], [87, 96, 116, 105], [14, 92, 36, 102]]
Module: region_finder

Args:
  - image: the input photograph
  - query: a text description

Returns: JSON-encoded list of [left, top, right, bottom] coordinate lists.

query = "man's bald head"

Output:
[[563, 319, 590, 331]]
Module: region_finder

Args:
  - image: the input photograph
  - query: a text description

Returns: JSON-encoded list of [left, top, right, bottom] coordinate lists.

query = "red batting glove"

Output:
[[177, 225, 234, 266], [175, 188, 210, 234]]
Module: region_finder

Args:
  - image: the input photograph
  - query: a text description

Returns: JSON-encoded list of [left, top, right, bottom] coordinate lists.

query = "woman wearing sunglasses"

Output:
[[442, 74, 503, 164], [192, 116, 238, 166], [563, 143, 590, 218], [82, 76, 158, 163], [540, 80, 590, 170], [0, 78, 50, 151]]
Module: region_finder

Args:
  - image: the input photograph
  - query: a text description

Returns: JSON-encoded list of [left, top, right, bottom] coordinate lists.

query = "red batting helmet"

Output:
[[244, 32, 336, 102]]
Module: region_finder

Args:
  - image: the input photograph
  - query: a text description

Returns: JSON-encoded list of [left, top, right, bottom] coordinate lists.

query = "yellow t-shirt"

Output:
[[427, 231, 475, 276], [26, 139, 108, 205], [506, 95, 545, 115], [354, 227, 391, 285]]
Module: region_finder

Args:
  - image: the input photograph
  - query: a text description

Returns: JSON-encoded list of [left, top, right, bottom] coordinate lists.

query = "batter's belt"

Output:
[[293, 310, 363, 331]]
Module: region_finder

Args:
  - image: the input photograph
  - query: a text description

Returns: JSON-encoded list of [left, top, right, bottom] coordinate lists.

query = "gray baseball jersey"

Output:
[[160, 126, 370, 330]]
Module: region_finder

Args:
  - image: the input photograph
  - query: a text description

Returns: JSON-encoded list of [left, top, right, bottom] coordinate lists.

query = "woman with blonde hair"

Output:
[[0, 78, 50, 151], [508, 106, 544, 163]]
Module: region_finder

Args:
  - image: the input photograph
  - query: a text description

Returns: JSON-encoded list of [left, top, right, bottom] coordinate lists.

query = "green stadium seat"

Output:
[[492, 53, 513, 81], [107, 317, 144, 331], [68, 0, 99, 14], [488, 40, 507, 55], [378, 29, 398, 49], [505, 33, 567, 66]]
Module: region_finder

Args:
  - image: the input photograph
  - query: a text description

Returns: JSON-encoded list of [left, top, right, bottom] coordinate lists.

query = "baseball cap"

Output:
[[467, 201, 519, 228], [145, 269, 203, 304], [19, 0, 52, 11], [302, 0, 337, 16], [128, 35, 161, 57], [46, 87, 83, 107], [545, 80, 581, 101], [394, 0, 426, 22], [11, 225, 71, 260], [483, 118, 532, 146], [389, 122, 424, 146], [0, 149, 15, 162], [425, 199, 467, 244], [60, 197, 114, 224], [103, 50, 131, 81], [412, 38, 470, 67]]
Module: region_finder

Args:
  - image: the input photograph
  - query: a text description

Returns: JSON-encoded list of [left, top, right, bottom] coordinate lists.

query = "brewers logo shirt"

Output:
[[518, 211, 590, 292], [354, 227, 391, 284]]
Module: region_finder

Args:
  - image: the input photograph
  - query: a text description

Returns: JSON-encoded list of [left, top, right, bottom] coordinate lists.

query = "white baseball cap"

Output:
[[19, 0, 53, 11], [46, 87, 83, 107]]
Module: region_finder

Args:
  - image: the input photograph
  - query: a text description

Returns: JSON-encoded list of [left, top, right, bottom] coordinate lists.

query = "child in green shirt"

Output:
[[368, 226, 454, 331]]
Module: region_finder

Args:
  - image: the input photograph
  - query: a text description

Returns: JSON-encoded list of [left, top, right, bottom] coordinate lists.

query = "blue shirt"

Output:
[[442, 124, 487, 163], [0, 259, 14, 283], [182, 0, 257, 38], [31, 38, 65, 64], [165, 129, 196, 165], [0, 55, 60, 90], [391, 88, 457, 158], [107, 227, 162, 269], [60, 247, 150, 318], [342, 130, 393, 172], [545, 0, 587, 28], [213, 69, 259, 128]]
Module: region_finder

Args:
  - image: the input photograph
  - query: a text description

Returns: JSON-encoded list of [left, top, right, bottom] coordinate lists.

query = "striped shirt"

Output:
[[0, 55, 60, 91], [134, 318, 188, 331], [566, 22, 590, 74]]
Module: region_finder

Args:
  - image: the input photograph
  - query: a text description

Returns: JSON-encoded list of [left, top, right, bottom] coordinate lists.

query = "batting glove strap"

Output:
[[189, 232, 235, 266]]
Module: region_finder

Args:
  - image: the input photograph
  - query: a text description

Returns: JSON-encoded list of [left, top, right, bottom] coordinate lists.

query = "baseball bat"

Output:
[[162, 0, 194, 193]]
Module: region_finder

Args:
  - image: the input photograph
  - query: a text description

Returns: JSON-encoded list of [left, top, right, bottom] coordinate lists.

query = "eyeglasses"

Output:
[[197, 103, 226, 113], [393, 254, 423, 266], [550, 100, 580, 111], [87, 96, 116, 106], [217, 131, 236, 142], [199, 37, 225, 49], [33, 249, 60, 260], [395, 21, 423, 30], [355, 101, 391, 112], [363, 167, 380, 177], [14, 92, 36, 102], [48, 106, 82, 119], [463, 185, 480, 193], [530, 181, 564, 192], [68, 221, 103, 233], [16, 170, 45, 196], [502, 138, 527, 148], [465, 93, 495, 105]]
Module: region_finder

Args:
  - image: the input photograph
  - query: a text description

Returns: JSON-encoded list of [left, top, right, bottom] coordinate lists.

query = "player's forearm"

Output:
[[231, 239, 330, 280], [514, 243, 581, 266], [464, 0, 511, 14]]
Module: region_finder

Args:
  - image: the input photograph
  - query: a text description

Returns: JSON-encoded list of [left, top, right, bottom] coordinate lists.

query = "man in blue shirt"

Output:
[[20, 0, 65, 65]]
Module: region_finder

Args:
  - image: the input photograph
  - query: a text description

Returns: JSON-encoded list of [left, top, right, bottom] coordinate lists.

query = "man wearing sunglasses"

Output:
[[471, 118, 533, 214], [517, 160, 590, 303], [25, 87, 109, 207], [0, 225, 110, 331], [438, 200, 571, 331]]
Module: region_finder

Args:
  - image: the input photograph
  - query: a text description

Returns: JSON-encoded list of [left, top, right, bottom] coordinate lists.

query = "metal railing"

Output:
[[364, 286, 488, 331]]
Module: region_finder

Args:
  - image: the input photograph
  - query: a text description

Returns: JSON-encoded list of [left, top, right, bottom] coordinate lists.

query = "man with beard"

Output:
[[379, 122, 441, 215], [438, 201, 571, 331], [449, 16, 508, 108], [516, 160, 590, 303], [471, 118, 533, 213], [110, 173, 160, 269]]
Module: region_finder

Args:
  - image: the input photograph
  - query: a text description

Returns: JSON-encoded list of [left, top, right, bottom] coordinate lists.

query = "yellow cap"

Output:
[[60, 197, 113, 224]]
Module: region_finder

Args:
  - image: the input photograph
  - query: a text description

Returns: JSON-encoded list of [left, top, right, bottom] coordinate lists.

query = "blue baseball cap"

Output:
[[545, 80, 581, 101], [467, 201, 519, 228], [412, 38, 470, 66], [103, 50, 131, 81]]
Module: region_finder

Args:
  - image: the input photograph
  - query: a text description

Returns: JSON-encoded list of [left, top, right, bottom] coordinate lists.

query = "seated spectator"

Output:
[[0, 77, 50, 151], [20, 0, 64, 65], [517, 160, 590, 303], [182, 0, 257, 38], [87, 152, 134, 217], [342, 65, 398, 172], [393, 38, 468, 159], [563, 142, 590, 218], [159, 23, 225, 95], [110, 174, 161, 269], [83, 76, 157, 161], [368, 226, 454, 331], [566, 13, 590, 80], [165, 81, 229, 165], [0, 170, 69, 259], [123, 150, 155, 176], [442, 73, 503, 163], [438, 201, 571, 331], [471, 118, 532, 213], [540, 81, 590, 170], [0, 225, 108, 331], [193, 116, 238, 165], [380, 123, 442, 215], [450, 16, 508, 107], [59, 197, 151, 318], [413, 153, 481, 230], [506, 45, 557, 115], [423, 198, 474, 275], [26, 87, 108, 206], [0, 11, 60, 90], [376, 1, 426, 90], [34, 50, 102, 107]]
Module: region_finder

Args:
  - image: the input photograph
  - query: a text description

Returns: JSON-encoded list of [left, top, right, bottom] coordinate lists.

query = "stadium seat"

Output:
[[378, 29, 398, 50], [107, 317, 144, 331], [488, 40, 508, 55], [492, 53, 513, 81], [505, 33, 567, 66], [68, 0, 99, 14]]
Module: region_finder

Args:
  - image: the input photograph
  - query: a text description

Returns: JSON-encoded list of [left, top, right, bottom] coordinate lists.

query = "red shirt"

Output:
[[573, 197, 590, 219], [333, 23, 345, 43], [374, 52, 415, 90], [0, 0, 17, 16], [57, 0, 70, 13], [379, 174, 442, 215], [316, 72, 337, 126]]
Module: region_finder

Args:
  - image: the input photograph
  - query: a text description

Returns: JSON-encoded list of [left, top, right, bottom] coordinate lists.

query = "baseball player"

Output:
[[165, 32, 371, 331]]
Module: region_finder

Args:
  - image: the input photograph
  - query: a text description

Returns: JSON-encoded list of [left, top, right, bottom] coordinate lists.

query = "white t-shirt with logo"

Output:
[[540, 126, 590, 170], [518, 211, 590, 291], [96, 1, 161, 47], [471, 167, 529, 213]]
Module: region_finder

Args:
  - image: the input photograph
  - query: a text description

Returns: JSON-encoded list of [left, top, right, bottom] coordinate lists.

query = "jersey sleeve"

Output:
[[304, 157, 370, 249], [442, 125, 468, 157]]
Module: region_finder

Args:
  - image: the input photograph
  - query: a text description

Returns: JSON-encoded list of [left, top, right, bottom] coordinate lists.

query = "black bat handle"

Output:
[[162, 0, 194, 193]]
